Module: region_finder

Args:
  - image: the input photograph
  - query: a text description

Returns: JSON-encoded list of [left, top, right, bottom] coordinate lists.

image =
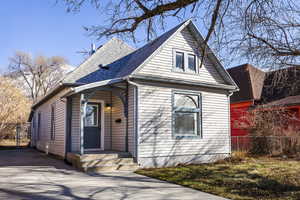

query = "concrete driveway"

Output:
[[0, 149, 227, 200]]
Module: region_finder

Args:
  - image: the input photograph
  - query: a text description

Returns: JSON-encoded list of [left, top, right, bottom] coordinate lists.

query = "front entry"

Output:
[[84, 103, 101, 150]]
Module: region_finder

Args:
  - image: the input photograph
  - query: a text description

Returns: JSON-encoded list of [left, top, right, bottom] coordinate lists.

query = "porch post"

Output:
[[80, 93, 87, 155], [125, 82, 129, 152]]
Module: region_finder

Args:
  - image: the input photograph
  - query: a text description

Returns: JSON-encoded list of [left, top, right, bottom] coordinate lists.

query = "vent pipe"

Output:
[[90, 43, 96, 55]]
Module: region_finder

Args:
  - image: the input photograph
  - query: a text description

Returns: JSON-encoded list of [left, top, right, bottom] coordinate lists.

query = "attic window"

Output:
[[173, 49, 198, 74], [99, 64, 109, 70]]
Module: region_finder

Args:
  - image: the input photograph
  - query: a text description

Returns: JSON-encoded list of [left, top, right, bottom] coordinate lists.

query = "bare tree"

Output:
[[0, 77, 31, 139], [60, 0, 300, 69], [8, 51, 67, 101]]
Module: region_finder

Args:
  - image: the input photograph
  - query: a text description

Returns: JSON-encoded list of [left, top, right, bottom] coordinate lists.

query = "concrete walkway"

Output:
[[0, 149, 227, 200]]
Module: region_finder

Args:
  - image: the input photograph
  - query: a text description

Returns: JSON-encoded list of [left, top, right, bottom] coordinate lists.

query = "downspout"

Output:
[[227, 91, 233, 155], [125, 77, 139, 163]]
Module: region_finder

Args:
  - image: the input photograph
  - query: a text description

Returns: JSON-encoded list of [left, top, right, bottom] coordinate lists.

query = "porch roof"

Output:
[[62, 77, 125, 97]]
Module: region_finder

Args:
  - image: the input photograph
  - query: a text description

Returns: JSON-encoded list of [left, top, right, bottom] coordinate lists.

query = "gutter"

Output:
[[28, 82, 82, 122], [31, 82, 83, 109], [128, 74, 239, 92]]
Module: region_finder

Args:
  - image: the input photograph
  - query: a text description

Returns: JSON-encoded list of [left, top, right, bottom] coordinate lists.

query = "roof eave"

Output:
[[31, 82, 83, 109], [129, 75, 238, 91]]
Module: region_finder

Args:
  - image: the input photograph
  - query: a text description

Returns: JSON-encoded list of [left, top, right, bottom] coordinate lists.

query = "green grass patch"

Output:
[[136, 157, 300, 200]]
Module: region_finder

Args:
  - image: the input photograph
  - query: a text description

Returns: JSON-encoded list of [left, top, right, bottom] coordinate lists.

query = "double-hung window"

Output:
[[173, 50, 198, 73], [172, 92, 201, 137], [50, 103, 56, 140]]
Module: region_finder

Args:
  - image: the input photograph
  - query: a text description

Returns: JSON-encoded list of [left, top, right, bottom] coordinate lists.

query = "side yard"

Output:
[[136, 156, 300, 200]]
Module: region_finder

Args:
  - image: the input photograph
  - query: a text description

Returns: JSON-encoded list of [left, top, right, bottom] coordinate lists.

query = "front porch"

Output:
[[64, 80, 137, 171]]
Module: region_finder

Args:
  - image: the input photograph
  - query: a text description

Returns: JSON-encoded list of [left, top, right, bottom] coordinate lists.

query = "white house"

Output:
[[28, 20, 238, 172]]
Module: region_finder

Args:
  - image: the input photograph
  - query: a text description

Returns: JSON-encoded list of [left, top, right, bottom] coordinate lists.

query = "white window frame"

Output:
[[172, 91, 202, 138], [173, 49, 199, 74]]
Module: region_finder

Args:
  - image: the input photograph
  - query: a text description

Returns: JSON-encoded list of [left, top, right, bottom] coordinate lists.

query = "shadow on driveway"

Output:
[[0, 148, 227, 200]]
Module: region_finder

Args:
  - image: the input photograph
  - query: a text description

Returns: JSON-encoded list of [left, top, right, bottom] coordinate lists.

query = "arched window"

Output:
[[173, 92, 201, 136]]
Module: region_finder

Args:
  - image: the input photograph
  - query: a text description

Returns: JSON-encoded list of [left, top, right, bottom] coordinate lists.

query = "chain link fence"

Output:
[[232, 135, 300, 155], [0, 123, 31, 148]]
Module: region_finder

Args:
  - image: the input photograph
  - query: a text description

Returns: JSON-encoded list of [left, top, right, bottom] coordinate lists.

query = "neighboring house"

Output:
[[28, 20, 238, 170], [227, 64, 265, 137], [228, 64, 300, 137]]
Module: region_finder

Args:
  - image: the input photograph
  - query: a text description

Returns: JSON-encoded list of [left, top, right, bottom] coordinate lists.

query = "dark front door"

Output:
[[84, 103, 101, 149]]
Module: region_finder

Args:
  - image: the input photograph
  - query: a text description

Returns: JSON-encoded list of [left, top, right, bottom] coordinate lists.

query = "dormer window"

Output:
[[173, 49, 198, 73]]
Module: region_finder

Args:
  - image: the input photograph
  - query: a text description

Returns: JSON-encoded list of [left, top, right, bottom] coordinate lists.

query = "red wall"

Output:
[[230, 102, 300, 137], [230, 101, 253, 136]]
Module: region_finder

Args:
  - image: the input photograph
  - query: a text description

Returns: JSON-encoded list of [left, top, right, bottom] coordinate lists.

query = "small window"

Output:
[[175, 52, 184, 70], [37, 113, 41, 140], [85, 104, 98, 127], [50, 104, 56, 140], [188, 54, 196, 72], [173, 93, 201, 136], [173, 50, 197, 73]]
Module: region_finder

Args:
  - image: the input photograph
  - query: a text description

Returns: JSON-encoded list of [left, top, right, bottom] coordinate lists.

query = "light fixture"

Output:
[[105, 103, 112, 110]]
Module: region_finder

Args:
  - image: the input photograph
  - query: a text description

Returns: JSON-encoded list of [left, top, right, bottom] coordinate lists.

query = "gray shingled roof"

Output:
[[63, 37, 135, 83], [64, 20, 237, 89], [76, 21, 185, 84]]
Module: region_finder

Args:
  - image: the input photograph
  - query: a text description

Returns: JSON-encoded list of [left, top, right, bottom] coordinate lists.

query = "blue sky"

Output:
[[0, 0, 240, 73], [0, 0, 106, 72]]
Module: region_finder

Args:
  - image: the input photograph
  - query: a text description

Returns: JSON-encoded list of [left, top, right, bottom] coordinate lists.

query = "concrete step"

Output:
[[80, 152, 131, 162], [87, 164, 140, 173], [82, 158, 135, 168]]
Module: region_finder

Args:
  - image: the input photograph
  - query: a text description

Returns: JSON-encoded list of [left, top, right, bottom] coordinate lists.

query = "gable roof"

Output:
[[227, 64, 265, 103], [74, 20, 238, 88], [31, 20, 239, 115], [75, 21, 185, 84]]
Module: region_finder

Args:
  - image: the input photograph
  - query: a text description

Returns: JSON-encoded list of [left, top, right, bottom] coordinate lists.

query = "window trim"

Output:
[[84, 103, 99, 127], [50, 103, 56, 141], [172, 49, 199, 74], [175, 51, 185, 71], [172, 90, 202, 139], [187, 53, 196, 73]]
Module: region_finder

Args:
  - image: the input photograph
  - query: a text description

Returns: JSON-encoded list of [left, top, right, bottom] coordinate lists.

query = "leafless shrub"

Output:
[[234, 107, 300, 155]]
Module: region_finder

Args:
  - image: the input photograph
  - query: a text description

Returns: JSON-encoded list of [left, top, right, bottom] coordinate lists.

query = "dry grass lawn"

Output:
[[136, 156, 300, 200]]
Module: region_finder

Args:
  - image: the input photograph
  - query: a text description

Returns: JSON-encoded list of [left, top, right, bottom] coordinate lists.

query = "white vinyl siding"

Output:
[[137, 82, 230, 167], [111, 95, 126, 151], [70, 90, 136, 156], [128, 85, 136, 157], [33, 89, 68, 158], [135, 27, 225, 84]]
